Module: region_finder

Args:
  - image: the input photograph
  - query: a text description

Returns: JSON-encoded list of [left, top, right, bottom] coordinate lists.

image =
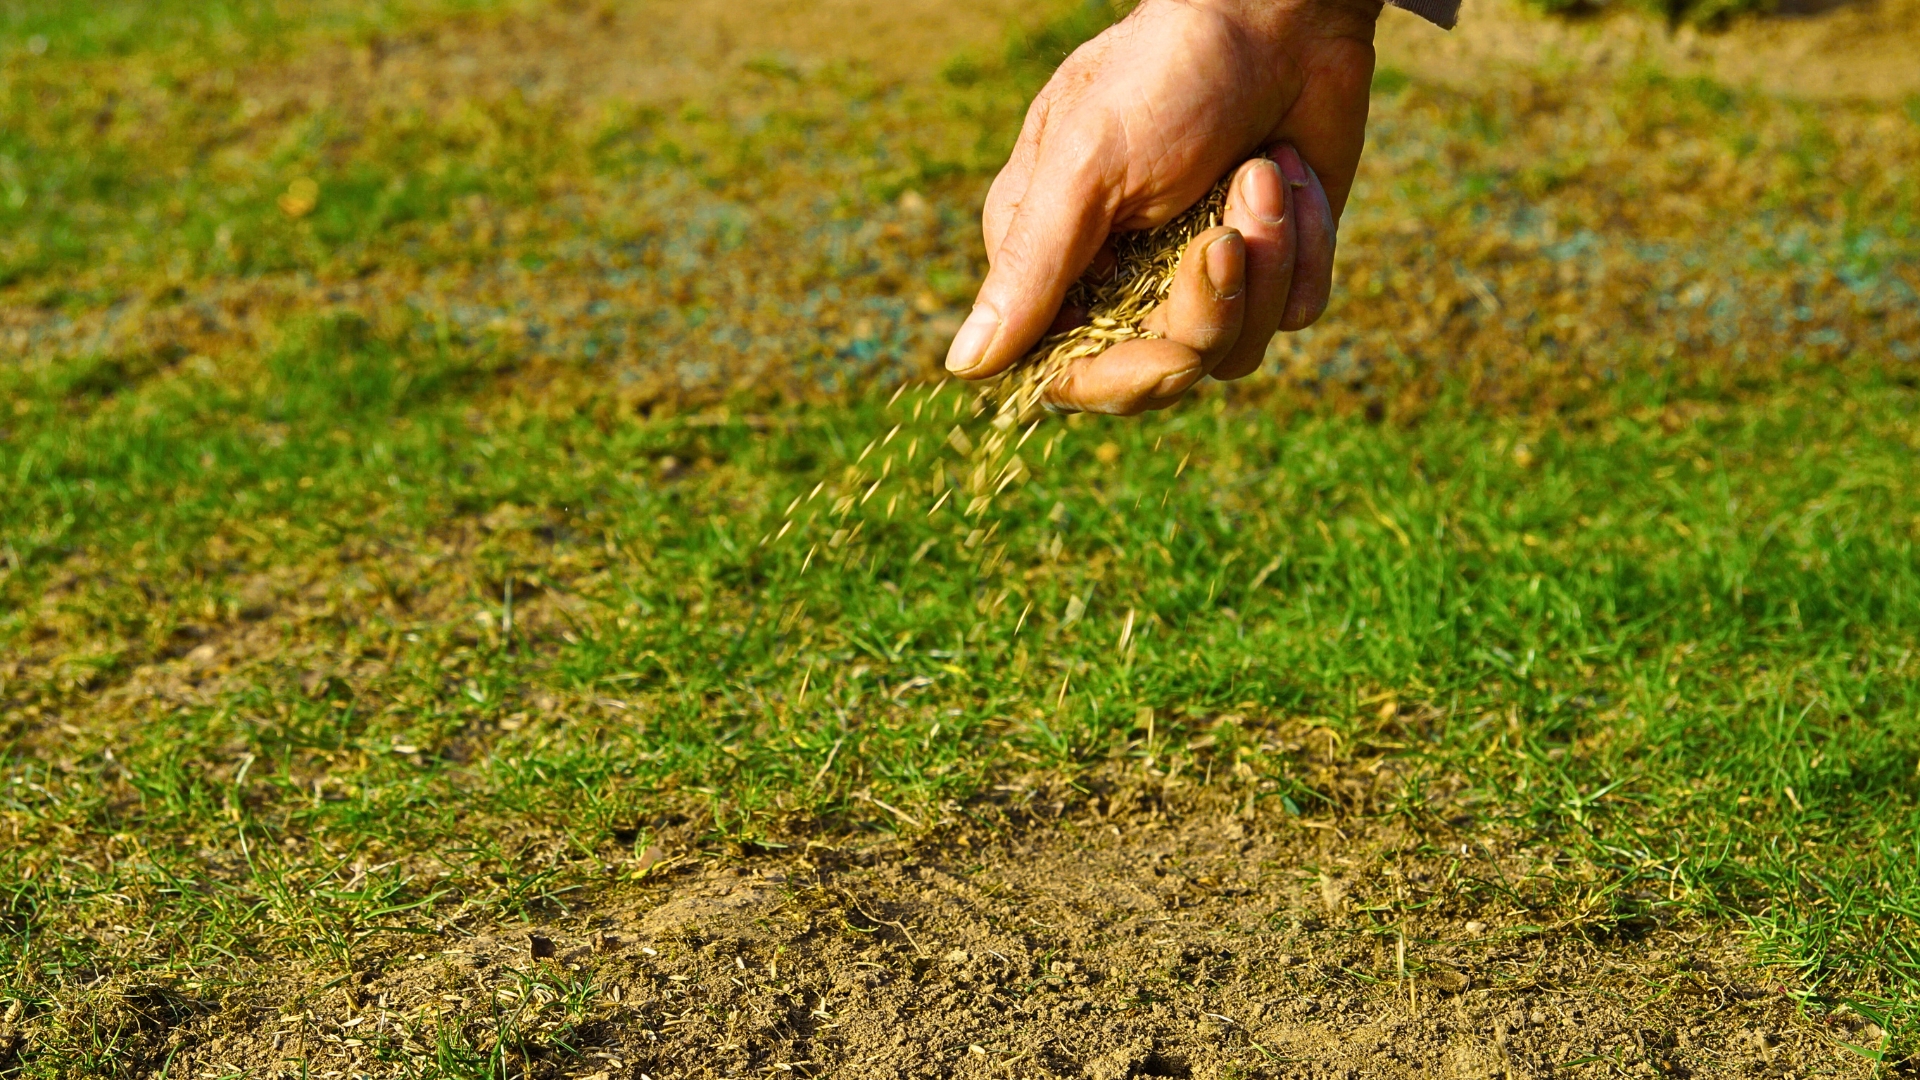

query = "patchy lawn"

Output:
[[2, 0, 1917, 1075]]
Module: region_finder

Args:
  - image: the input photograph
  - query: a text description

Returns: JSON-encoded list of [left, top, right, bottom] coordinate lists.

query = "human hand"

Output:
[[943, 0, 1382, 413]]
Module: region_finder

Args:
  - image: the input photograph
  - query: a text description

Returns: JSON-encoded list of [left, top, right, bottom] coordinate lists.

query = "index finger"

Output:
[[945, 148, 1119, 381]]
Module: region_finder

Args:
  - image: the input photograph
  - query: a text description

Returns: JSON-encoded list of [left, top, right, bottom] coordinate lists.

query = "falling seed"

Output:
[[993, 455, 1028, 495], [1015, 418, 1043, 450], [1062, 594, 1087, 627], [775, 192, 1229, 599]]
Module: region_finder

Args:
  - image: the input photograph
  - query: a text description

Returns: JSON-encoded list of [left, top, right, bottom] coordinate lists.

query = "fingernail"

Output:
[[1205, 232, 1244, 300], [944, 304, 1001, 375], [1274, 144, 1310, 189], [1242, 158, 1285, 224], [1150, 366, 1201, 400]]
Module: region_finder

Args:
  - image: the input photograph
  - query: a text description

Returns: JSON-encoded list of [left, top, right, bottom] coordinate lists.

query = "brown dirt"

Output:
[[130, 773, 1875, 1079]]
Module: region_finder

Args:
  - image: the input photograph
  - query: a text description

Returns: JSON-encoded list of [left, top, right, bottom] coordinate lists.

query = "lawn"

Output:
[[1, 0, 1917, 1075]]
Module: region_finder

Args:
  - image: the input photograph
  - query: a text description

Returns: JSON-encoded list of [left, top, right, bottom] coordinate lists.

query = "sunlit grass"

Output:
[[5, 308, 1917, 1068], [0, 0, 520, 60]]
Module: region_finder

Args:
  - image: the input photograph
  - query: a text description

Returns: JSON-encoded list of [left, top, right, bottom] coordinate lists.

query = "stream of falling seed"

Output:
[[766, 174, 1232, 572]]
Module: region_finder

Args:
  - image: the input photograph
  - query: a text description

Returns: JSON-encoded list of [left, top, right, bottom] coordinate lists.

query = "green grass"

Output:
[[4, 313, 1918, 1068], [0, 0, 518, 61], [3, 0, 1919, 1073], [0, 56, 575, 291], [0, 0, 1093, 294]]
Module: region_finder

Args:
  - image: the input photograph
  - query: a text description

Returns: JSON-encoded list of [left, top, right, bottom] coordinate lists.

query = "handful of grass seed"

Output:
[[988, 175, 1232, 427]]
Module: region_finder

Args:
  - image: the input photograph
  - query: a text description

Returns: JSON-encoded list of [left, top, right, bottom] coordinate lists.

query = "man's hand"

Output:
[[943, 0, 1382, 413]]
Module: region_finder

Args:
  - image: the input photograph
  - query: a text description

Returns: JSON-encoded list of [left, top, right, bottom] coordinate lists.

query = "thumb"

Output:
[[947, 155, 1114, 380]]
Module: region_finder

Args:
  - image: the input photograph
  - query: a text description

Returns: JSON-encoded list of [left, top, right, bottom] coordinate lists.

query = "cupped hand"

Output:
[[943, 0, 1382, 413]]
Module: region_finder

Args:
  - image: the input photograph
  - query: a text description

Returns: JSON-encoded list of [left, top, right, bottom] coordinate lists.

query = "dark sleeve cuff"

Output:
[[1386, 0, 1459, 29]]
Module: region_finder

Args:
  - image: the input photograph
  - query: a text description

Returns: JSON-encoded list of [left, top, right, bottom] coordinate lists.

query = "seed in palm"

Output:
[[989, 176, 1232, 426]]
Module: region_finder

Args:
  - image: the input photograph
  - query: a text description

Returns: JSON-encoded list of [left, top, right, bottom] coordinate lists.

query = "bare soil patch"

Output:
[[132, 775, 1872, 1079]]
